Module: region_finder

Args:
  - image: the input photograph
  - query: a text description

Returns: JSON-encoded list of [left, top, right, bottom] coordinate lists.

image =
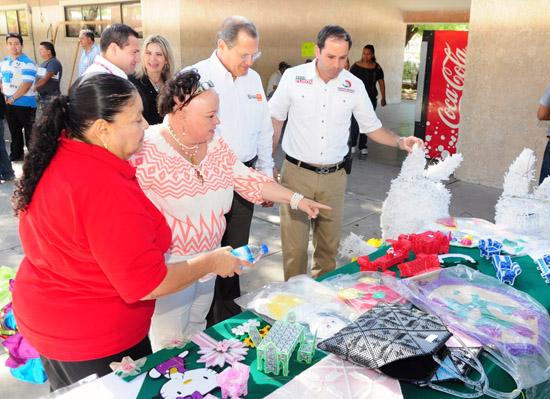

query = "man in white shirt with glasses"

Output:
[[186, 15, 274, 326]]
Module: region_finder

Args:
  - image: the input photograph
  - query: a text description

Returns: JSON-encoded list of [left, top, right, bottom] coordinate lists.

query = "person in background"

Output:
[[266, 61, 290, 99], [349, 44, 386, 157], [0, 95, 15, 182], [0, 33, 37, 162], [77, 29, 100, 77], [83, 23, 140, 79], [537, 85, 550, 183], [185, 16, 276, 326], [35, 41, 62, 108], [11, 74, 249, 391], [270, 25, 423, 282], [130, 35, 174, 125]]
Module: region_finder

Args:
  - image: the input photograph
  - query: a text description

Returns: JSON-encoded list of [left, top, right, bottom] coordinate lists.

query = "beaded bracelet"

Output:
[[290, 192, 304, 210]]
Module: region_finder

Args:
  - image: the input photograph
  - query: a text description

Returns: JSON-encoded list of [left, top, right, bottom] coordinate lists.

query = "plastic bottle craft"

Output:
[[491, 255, 521, 285], [380, 145, 463, 240], [495, 148, 550, 240], [535, 255, 550, 284]]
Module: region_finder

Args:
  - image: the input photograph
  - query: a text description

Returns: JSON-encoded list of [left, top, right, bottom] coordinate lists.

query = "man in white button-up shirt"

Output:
[[186, 16, 275, 326], [270, 25, 423, 281], [83, 23, 140, 79]]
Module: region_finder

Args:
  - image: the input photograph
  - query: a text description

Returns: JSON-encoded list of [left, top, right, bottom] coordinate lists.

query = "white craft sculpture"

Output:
[[494, 148, 550, 239], [380, 145, 463, 241]]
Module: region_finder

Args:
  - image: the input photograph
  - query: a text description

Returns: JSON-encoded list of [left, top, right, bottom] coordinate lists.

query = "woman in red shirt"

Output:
[[11, 74, 248, 391]]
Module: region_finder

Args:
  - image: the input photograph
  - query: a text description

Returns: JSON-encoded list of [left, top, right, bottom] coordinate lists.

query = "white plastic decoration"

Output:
[[381, 145, 463, 240], [495, 148, 550, 239]]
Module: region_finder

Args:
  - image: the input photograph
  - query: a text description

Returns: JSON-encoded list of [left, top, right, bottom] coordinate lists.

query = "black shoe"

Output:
[[10, 157, 23, 162], [2, 174, 15, 181]]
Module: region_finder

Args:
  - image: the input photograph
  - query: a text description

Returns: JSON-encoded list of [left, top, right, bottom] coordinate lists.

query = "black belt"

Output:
[[285, 155, 344, 174], [243, 155, 258, 168]]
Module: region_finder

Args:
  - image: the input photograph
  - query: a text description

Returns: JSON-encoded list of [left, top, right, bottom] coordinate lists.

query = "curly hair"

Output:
[[12, 74, 137, 216], [157, 69, 202, 117]]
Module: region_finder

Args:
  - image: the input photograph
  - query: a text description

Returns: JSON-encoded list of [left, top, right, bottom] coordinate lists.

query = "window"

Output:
[[64, 2, 141, 38], [0, 9, 28, 36]]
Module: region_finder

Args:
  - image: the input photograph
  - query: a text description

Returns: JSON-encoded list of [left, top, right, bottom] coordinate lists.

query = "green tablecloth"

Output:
[[137, 245, 549, 398]]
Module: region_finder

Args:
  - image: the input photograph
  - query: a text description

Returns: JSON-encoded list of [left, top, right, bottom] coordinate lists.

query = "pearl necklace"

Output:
[[166, 123, 204, 184]]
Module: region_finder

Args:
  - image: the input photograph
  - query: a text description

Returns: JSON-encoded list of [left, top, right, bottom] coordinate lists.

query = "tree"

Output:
[[405, 23, 469, 46]]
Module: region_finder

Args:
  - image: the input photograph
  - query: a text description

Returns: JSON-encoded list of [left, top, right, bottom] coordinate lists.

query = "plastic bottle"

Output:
[[198, 244, 269, 282], [232, 244, 269, 265]]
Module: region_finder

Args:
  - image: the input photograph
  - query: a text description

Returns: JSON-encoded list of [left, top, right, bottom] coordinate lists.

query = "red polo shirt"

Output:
[[13, 138, 171, 361]]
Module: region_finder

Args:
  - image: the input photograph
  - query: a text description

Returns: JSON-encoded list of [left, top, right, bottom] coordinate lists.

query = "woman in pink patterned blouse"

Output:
[[131, 70, 329, 350]]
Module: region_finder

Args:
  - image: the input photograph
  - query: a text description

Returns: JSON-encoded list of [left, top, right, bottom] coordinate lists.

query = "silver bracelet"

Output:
[[290, 192, 304, 210]]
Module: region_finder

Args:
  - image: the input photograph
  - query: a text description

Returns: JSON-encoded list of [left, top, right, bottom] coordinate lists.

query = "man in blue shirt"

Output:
[[78, 29, 100, 77], [0, 33, 37, 161]]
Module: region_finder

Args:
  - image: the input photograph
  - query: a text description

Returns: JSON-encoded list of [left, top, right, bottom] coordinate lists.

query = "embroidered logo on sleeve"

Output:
[[295, 75, 313, 85]]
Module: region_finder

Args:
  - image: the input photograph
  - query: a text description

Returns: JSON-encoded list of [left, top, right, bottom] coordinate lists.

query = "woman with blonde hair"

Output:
[[130, 34, 174, 124]]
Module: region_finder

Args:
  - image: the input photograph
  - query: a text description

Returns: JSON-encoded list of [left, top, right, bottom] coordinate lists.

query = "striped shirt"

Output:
[[0, 53, 37, 107]]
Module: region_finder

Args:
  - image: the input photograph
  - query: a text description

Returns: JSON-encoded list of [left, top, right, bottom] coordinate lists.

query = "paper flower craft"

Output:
[[110, 356, 147, 378], [192, 332, 248, 368]]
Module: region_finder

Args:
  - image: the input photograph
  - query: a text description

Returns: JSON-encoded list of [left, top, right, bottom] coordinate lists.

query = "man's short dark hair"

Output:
[[80, 29, 95, 42], [316, 25, 352, 51], [40, 41, 56, 57], [6, 33, 23, 45], [100, 23, 139, 53]]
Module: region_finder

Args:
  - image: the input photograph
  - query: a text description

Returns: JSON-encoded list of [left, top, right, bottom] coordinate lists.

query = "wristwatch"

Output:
[[395, 137, 404, 148]]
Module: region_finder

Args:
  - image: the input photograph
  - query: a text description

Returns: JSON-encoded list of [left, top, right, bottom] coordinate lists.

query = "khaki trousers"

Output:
[[279, 159, 347, 280]]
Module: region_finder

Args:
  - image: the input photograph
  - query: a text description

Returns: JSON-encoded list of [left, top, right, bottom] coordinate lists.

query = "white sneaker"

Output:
[[350, 147, 356, 154], [361, 148, 368, 155]]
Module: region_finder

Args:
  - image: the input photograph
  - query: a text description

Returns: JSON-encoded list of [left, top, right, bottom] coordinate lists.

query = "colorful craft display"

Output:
[[265, 354, 404, 399], [404, 231, 450, 255], [296, 332, 317, 364], [535, 255, 550, 284], [216, 362, 250, 399], [491, 255, 522, 285], [191, 332, 248, 368], [110, 356, 147, 378], [148, 350, 219, 399], [385, 265, 550, 389], [0, 266, 47, 384], [251, 312, 305, 377], [321, 272, 408, 313], [398, 254, 442, 277], [357, 246, 408, 272], [478, 238, 503, 259], [235, 275, 359, 340]]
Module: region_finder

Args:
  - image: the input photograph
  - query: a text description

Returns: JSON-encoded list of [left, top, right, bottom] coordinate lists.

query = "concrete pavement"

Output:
[[0, 100, 503, 397]]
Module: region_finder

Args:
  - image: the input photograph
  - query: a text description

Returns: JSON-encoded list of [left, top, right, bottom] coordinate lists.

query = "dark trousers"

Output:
[[6, 104, 36, 160], [540, 137, 550, 184], [348, 97, 377, 150], [0, 119, 14, 179], [40, 336, 152, 392], [206, 192, 254, 327]]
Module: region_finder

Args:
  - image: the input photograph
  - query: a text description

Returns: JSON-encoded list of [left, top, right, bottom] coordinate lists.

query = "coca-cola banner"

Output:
[[424, 31, 468, 159]]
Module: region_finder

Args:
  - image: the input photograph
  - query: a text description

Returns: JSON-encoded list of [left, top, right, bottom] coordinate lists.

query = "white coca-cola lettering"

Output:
[[438, 42, 467, 130]]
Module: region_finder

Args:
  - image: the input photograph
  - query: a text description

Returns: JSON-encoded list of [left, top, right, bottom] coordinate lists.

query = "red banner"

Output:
[[425, 31, 468, 159]]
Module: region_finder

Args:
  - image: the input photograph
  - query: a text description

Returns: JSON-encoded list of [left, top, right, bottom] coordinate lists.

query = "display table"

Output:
[[54, 245, 548, 398]]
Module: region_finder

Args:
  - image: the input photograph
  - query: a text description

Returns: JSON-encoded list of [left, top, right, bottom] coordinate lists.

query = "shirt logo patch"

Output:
[[338, 80, 355, 93], [295, 75, 313, 85], [247, 94, 262, 101]]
